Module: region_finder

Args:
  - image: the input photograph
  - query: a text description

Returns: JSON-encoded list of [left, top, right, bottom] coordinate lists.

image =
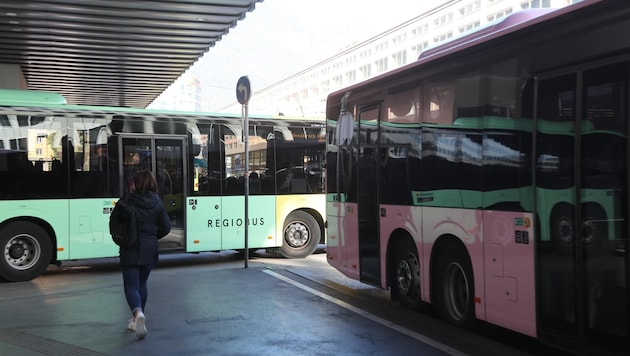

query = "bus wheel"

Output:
[[394, 239, 422, 310], [434, 246, 475, 328], [0, 221, 53, 282], [280, 211, 320, 259]]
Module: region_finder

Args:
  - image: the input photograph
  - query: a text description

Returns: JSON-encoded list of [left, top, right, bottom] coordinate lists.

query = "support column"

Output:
[[0, 64, 28, 89]]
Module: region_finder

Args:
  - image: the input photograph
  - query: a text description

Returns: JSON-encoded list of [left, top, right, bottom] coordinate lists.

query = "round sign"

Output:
[[236, 76, 251, 105]]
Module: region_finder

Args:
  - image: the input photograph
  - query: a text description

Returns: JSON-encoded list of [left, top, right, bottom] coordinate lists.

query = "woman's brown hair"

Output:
[[133, 169, 158, 193]]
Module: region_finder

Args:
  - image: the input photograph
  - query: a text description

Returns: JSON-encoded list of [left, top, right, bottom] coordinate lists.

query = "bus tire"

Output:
[[434, 244, 475, 328], [280, 211, 320, 259], [393, 238, 422, 310], [0, 221, 53, 282]]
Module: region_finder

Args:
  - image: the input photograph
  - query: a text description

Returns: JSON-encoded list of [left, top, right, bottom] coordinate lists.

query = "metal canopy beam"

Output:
[[0, 0, 262, 107]]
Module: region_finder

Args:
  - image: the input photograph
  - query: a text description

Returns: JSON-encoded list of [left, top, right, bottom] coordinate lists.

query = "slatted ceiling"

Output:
[[0, 0, 262, 108]]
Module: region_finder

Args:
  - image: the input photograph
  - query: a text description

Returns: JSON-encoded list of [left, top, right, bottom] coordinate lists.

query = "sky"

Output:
[[154, 0, 446, 110]]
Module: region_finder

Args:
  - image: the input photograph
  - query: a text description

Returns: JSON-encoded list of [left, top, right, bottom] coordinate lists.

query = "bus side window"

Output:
[[386, 86, 421, 123], [423, 77, 454, 124], [68, 120, 112, 197]]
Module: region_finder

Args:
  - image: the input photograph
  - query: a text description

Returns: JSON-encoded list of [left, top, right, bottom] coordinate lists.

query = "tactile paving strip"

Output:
[[0, 328, 105, 356]]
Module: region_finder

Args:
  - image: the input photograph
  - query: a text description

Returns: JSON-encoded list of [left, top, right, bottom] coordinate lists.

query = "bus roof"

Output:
[[327, 0, 607, 101], [418, 0, 609, 63], [417, 0, 606, 65], [0, 89, 323, 124], [417, 8, 556, 62], [0, 89, 67, 105]]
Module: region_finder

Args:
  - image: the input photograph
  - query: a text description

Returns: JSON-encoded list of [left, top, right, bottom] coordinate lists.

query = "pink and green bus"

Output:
[[325, 1, 628, 354], [0, 89, 326, 282]]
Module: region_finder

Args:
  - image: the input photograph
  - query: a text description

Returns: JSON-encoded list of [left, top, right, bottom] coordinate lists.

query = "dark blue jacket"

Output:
[[119, 191, 171, 266]]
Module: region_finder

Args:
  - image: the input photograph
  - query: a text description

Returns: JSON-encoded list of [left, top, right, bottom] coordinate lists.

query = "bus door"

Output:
[[534, 62, 628, 352], [120, 136, 186, 251], [357, 103, 381, 285]]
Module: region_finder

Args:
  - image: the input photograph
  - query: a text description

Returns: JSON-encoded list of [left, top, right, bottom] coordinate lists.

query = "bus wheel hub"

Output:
[[8, 242, 25, 260], [397, 260, 413, 295], [286, 223, 309, 248]]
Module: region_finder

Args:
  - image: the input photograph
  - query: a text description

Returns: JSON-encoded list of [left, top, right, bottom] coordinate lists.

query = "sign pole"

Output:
[[236, 76, 251, 268], [243, 102, 249, 268]]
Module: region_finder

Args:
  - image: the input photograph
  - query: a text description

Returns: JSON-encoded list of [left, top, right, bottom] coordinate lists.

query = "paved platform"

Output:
[[0, 254, 448, 356]]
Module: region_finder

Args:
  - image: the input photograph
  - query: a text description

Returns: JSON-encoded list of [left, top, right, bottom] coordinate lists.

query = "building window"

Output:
[[345, 70, 356, 85], [375, 58, 388, 75], [375, 41, 388, 53], [392, 33, 407, 45], [459, 1, 481, 15], [411, 23, 429, 36], [332, 75, 342, 88], [459, 20, 481, 34], [359, 64, 371, 80], [433, 12, 453, 27], [520, 0, 550, 9], [413, 41, 430, 57], [392, 50, 407, 67], [433, 31, 453, 44], [487, 7, 513, 21], [321, 80, 330, 93]]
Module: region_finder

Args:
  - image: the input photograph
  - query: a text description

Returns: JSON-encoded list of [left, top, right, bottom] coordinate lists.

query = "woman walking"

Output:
[[120, 169, 171, 339]]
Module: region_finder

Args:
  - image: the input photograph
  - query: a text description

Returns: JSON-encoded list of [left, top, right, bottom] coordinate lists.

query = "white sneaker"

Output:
[[127, 318, 136, 331], [135, 311, 147, 339]]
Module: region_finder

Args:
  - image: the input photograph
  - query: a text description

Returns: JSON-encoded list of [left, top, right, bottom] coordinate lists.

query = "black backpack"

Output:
[[109, 194, 139, 248]]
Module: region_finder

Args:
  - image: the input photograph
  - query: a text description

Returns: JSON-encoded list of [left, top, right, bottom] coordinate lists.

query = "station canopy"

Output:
[[0, 0, 262, 108]]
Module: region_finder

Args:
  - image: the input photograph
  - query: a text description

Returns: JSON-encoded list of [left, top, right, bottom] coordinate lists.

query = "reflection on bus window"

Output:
[[192, 122, 325, 196]]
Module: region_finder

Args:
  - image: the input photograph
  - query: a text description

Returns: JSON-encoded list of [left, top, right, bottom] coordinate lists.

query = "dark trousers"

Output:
[[122, 265, 152, 314]]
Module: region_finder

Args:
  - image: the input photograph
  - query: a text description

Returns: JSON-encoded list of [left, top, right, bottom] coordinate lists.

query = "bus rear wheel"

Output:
[[280, 211, 320, 259], [0, 221, 53, 282], [434, 245, 475, 328], [393, 239, 422, 310]]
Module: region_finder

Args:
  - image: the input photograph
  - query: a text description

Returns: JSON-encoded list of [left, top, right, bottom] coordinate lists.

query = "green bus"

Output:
[[0, 89, 326, 282]]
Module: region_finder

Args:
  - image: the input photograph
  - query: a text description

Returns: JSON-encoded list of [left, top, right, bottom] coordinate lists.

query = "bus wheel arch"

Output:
[[388, 231, 423, 310], [431, 235, 475, 328], [0, 219, 54, 282], [279, 210, 322, 259]]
